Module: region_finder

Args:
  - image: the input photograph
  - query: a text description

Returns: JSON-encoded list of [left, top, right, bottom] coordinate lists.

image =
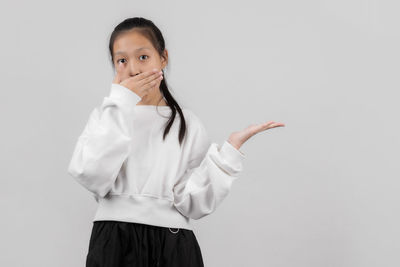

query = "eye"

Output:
[[117, 58, 126, 64], [139, 55, 149, 60]]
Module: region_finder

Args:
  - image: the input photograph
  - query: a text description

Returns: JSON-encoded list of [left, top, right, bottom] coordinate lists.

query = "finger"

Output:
[[261, 121, 275, 128], [135, 68, 160, 81], [254, 122, 282, 132], [269, 122, 285, 127], [138, 69, 163, 86], [142, 78, 162, 91], [266, 122, 285, 129]]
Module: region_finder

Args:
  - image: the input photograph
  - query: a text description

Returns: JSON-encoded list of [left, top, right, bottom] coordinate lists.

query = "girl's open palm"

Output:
[[228, 121, 285, 150]]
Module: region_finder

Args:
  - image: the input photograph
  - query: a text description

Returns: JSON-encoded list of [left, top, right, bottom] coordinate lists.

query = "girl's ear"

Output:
[[161, 49, 168, 67]]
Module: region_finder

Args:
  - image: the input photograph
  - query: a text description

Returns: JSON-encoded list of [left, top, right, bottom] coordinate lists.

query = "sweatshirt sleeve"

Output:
[[172, 117, 246, 220], [67, 83, 142, 200]]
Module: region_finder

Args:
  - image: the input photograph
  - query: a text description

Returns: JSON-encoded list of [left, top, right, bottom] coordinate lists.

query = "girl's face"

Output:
[[112, 30, 167, 81]]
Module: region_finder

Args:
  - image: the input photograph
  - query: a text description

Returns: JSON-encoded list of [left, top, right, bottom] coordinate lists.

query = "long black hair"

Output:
[[108, 17, 187, 146]]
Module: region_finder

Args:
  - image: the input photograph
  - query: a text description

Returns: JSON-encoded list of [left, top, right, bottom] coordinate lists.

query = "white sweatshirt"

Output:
[[67, 83, 246, 230]]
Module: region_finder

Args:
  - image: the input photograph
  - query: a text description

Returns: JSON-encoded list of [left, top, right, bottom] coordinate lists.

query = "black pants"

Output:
[[86, 220, 204, 267]]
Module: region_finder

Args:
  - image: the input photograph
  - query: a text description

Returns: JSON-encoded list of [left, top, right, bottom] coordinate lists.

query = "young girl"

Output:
[[67, 17, 285, 267]]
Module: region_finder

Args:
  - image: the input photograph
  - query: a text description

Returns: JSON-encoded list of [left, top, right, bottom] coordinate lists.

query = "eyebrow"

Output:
[[114, 47, 151, 56]]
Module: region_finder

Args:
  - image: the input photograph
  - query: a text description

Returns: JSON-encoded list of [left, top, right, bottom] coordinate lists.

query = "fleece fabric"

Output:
[[67, 83, 246, 230]]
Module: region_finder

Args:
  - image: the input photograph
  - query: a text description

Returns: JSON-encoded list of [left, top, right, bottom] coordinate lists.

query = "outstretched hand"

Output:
[[228, 121, 285, 150]]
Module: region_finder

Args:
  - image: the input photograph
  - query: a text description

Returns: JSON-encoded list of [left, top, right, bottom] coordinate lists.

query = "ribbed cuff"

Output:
[[109, 83, 142, 109], [219, 140, 245, 169]]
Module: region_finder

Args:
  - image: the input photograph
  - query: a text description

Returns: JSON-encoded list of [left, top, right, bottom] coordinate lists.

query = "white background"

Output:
[[0, 0, 399, 266]]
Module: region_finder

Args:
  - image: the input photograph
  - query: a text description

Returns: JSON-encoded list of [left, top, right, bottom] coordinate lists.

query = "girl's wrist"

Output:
[[227, 139, 242, 150]]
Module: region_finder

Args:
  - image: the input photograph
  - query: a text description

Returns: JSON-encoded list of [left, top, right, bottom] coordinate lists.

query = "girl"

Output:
[[67, 17, 285, 267]]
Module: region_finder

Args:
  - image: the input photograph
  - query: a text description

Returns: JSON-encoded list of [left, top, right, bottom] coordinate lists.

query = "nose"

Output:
[[128, 61, 141, 77]]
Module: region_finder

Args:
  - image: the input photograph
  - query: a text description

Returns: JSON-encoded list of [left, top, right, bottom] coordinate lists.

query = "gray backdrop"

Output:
[[1, 0, 399, 266]]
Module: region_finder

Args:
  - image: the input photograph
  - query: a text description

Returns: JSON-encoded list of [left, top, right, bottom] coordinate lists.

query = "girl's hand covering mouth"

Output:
[[112, 68, 163, 99]]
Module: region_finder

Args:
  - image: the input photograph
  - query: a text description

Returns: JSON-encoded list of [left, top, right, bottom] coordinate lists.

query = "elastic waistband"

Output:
[[93, 194, 193, 230]]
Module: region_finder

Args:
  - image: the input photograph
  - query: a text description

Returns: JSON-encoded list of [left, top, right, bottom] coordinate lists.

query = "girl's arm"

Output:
[[173, 111, 285, 219], [173, 119, 246, 220], [67, 83, 141, 200]]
